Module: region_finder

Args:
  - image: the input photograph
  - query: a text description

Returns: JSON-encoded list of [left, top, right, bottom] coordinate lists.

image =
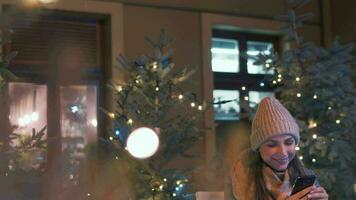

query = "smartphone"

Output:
[[291, 175, 316, 195]]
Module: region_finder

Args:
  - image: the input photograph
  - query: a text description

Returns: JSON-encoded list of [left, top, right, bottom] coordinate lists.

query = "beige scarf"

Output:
[[231, 160, 292, 200]]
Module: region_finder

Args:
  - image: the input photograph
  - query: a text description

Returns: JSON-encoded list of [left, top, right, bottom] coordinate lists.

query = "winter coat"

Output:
[[225, 149, 318, 200]]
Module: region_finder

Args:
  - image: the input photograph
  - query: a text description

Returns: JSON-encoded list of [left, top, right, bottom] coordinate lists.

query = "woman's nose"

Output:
[[276, 145, 288, 156]]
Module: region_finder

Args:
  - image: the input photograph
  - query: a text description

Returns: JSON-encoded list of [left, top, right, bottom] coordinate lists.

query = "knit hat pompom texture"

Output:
[[251, 96, 300, 151]]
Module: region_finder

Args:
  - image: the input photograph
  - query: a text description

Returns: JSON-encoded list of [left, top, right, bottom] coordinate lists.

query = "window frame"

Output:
[[212, 29, 279, 120]]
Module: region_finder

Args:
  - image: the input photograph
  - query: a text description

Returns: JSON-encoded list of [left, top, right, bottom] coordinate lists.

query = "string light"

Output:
[[312, 158, 316, 163], [336, 119, 341, 124], [115, 156, 119, 160], [265, 63, 270, 68], [172, 193, 177, 197], [297, 93, 301, 98], [260, 82, 265, 87], [241, 86, 246, 91], [109, 113, 115, 119], [155, 87, 159, 91], [135, 79, 140, 84], [278, 74, 282, 78], [198, 105, 203, 110], [109, 136, 113, 141], [296, 77, 300, 82], [308, 120, 317, 128], [178, 94, 183, 100], [115, 130, 120, 136], [328, 106, 332, 110], [190, 102, 196, 107], [277, 78, 282, 82], [159, 185, 164, 190], [244, 96, 249, 101], [299, 156, 303, 160], [313, 94, 318, 99], [312, 134, 317, 139], [116, 85, 123, 92], [128, 118, 133, 124], [163, 178, 167, 182], [176, 180, 181, 185], [87, 193, 91, 197], [153, 62, 158, 69], [272, 80, 277, 84], [295, 146, 300, 151]]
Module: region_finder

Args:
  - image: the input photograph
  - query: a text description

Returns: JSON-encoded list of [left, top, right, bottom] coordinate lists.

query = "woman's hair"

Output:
[[242, 149, 306, 200]]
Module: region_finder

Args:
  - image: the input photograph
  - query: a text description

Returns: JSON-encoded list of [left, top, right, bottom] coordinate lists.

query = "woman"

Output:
[[225, 96, 328, 200]]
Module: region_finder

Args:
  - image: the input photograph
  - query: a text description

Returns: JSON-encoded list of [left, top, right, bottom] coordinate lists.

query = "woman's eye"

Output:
[[285, 140, 294, 145], [267, 143, 277, 147]]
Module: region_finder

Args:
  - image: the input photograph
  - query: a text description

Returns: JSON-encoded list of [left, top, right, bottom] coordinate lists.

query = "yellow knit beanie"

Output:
[[250, 96, 300, 151]]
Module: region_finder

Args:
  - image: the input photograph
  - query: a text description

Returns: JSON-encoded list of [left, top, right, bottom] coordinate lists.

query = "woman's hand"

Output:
[[284, 186, 313, 200], [307, 187, 328, 200]]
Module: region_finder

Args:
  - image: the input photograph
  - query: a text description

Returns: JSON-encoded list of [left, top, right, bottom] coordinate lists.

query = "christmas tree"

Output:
[[252, 0, 356, 198], [98, 30, 205, 199]]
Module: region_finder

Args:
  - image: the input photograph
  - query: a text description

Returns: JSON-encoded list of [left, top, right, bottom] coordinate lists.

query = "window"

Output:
[[212, 29, 277, 120], [4, 8, 107, 165]]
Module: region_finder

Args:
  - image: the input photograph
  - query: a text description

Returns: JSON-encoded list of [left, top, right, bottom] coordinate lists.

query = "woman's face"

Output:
[[259, 134, 296, 172]]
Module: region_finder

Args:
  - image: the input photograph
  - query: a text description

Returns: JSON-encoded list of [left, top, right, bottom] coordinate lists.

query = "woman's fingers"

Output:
[[308, 187, 328, 200], [293, 186, 313, 199]]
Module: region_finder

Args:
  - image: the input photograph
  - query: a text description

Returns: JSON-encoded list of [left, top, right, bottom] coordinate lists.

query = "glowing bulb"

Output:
[[115, 156, 119, 160], [198, 105, 203, 110], [163, 178, 167, 182], [260, 82, 265, 87], [312, 158, 316, 163], [115, 130, 120, 136], [70, 105, 79, 113], [312, 134, 317, 139], [87, 193, 91, 197], [135, 79, 140, 84], [313, 95, 318, 99], [297, 93, 301, 98], [128, 118, 133, 124], [241, 86, 246, 91], [153, 62, 158, 69], [273, 80, 277, 84], [299, 156, 303, 160], [295, 146, 300, 151], [109, 113, 115, 119], [277, 78, 282, 82], [116, 85, 123, 92], [336, 119, 340, 124], [179, 184, 183, 188], [155, 87, 159, 91], [296, 77, 300, 82], [178, 94, 183, 100], [176, 180, 181, 185], [31, 112, 39, 121], [191, 102, 196, 107], [244, 96, 249, 101], [328, 107, 332, 110], [172, 193, 176, 197], [265, 63, 270, 68], [90, 119, 98, 127], [159, 185, 164, 190], [278, 74, 282, 78], [126, 127, 159, 159], [109, 136, 113, 141]]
